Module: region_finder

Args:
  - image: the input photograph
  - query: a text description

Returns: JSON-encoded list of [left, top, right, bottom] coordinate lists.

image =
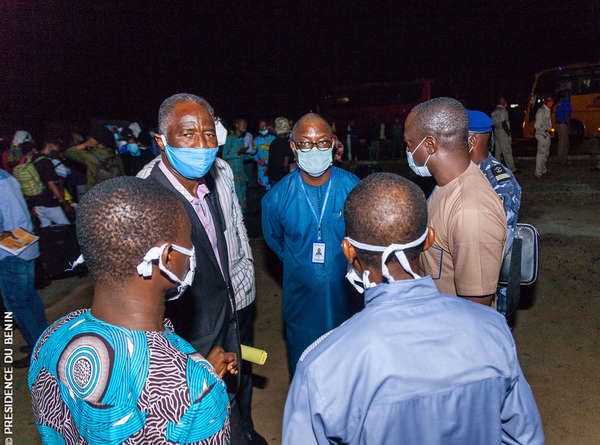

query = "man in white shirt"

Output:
[[491, 97, 517, 172], [534, 96, 554, 178]]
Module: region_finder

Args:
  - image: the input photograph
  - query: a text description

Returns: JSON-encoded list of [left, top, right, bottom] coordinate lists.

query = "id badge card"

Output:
[[312, 242, 326, 264]]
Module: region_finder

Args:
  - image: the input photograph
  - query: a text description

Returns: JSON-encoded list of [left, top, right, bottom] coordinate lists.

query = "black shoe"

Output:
[[248, 431, 268, 445], [13, 355, 31, 368]]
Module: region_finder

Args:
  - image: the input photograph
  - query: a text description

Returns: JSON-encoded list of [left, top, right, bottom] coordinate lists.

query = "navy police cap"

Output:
[[467, 109, 493, 133]]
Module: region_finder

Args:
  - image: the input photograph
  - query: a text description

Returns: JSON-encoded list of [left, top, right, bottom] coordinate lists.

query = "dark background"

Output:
[[1, 0, 599, 137]]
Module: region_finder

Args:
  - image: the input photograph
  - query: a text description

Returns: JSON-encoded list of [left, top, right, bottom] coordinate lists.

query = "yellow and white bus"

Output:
[[522, 62, 600, 140]]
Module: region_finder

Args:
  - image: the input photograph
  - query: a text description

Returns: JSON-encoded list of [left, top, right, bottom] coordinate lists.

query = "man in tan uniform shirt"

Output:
[[404, 97, 507, 306]]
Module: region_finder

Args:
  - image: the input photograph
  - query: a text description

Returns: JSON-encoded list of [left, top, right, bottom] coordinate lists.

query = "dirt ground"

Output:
[[3, 152, 600, 444]]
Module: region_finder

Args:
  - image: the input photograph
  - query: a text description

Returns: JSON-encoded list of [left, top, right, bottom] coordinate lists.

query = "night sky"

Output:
[[2, 0, 599, 137]]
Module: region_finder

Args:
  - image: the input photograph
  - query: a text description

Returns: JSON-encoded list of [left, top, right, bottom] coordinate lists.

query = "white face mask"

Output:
[[136, 243, 196, 301], [344, 229, 429, 293], [407, 137, 432, 177], [297, 147, 333, 177]]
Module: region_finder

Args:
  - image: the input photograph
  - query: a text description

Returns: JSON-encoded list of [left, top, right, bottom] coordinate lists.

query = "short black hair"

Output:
[[158, 93, 214, 135], [76, 177, 186, 286], [410, 97, 469, 147], [344, 173, 427, 266]]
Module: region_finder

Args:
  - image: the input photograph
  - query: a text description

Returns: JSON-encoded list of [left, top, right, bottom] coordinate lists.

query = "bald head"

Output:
[[408, 97, 469, 149], [291, 113, 331, 140], [344, 173, 427, 266]]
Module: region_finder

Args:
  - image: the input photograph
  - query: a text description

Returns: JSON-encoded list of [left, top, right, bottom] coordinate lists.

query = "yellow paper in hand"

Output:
[[241, 345, 268, 365]]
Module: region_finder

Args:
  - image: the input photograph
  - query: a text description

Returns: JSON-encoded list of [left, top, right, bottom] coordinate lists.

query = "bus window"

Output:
[[523, 63, 600, 139], [558, 74, 574, 93], [579, 67, 600, 94]]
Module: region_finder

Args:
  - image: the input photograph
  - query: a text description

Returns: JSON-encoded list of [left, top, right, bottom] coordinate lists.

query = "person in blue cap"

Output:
[[467, 109, 522, 316]]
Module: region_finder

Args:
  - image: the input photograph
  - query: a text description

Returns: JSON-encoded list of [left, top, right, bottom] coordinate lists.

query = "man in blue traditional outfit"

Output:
[[467, 109, 522, 315], [261, 113, 359, 375], [283, 173, 544, 445]]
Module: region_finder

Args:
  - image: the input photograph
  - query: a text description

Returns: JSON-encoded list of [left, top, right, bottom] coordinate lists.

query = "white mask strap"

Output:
[[344, 265, 377, 294], [411, 136, 428, 154], [66, 254, 86, 272], [136, 243, 195, 284], [345, 228, 428, 281], [215, 120, 227, 146]]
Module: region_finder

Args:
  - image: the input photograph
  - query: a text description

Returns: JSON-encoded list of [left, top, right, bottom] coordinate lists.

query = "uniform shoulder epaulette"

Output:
[[492, 164, 510, 181]]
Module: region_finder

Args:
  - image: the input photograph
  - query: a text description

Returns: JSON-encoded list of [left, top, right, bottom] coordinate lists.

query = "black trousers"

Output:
[[235, 302, 256, 437]]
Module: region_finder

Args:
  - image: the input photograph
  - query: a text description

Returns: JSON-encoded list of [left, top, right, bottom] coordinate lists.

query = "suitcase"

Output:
[[37, 224, 82, 280]]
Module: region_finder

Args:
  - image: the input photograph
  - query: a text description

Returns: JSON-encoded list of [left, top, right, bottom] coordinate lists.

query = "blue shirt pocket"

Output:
[[429, 246, 444, 280]]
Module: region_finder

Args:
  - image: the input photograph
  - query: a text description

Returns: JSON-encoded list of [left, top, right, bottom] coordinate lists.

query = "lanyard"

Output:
[[298, 171, 333, 241]]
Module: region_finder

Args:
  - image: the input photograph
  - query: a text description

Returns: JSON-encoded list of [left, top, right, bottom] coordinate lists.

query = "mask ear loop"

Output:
[[172, 245, 196, 285], [66, 253, 86, 271], [362, 270, 376, 289], [137, 243, 182, 284], [215, 120, 228, 146], [347, 228, 429, 283], [412, 136, 432, 168]]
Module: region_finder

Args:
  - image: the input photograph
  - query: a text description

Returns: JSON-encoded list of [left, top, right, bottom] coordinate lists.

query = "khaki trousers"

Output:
[[535, 135, 551, 176], [557, 122, 569, 164], [494, 132, 516, 171]]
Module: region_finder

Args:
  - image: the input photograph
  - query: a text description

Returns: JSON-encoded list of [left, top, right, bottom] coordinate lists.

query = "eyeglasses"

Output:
[[292, 139, 334, 152]]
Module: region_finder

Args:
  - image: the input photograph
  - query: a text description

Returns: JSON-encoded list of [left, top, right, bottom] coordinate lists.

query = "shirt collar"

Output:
[[363, 276, 440, 306], [158, 160, 210, 203]]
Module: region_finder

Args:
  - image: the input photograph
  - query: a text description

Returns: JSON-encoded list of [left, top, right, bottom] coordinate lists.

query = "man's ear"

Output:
[[424, 135, 438, 156], [467, 134, 477, 153], [423, 226, 435, 251], [342, 239, 362, 273], [289, 140, 297, 157], [154, 133, 166, 152], [162, 243, 173, 266]]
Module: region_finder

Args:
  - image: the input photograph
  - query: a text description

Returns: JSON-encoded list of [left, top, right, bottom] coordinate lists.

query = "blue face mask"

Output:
[[127, 143, 141, 157], [259, 129, 268, 136], [161, 135, 218, 179]]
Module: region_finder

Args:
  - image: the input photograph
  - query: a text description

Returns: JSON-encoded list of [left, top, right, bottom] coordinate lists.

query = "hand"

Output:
[[86, 137, 99, 146], [207, 346, 238, 377], [61, 202, 75, 220]]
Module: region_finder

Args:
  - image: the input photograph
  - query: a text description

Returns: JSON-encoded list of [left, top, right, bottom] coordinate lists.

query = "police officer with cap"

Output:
[[467, 109, 522, 315]]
